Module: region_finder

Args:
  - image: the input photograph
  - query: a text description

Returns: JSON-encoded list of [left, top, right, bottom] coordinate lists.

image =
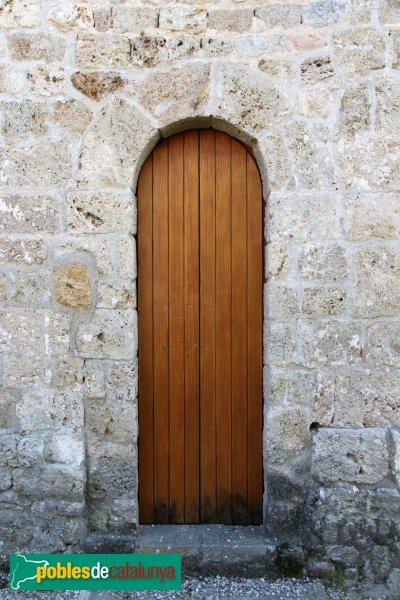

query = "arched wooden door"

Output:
[[138, 129, 263, 525]]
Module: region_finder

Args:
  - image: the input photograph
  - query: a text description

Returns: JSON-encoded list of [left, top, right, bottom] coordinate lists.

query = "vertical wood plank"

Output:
[[168, 134, 185, 523], [246, 152, 263, 524], [138, 156, 154, 524], [153, 140, 170, 523], [215, 132, 232, 524], [199, 129, 216, 523], [231, 139, 248, 524], [184, 130, 200, 523]]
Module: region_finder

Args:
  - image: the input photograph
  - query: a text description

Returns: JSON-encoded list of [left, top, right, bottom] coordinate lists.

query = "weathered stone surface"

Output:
[[258, 58, 295, 80], [53, 100, 92, 135], [71, 71, 124, 101], [53, 237, 112, 278], [349, 0, 373, 22], [67, 191, 134, 233], [353, 245, 400, 317], [266, 406, 310, 465], [343, 193, 400, 241], [27, 65, 65, 96], [0, 194, 60, 233], [76, 33, 131, 67], [8, 32, 66, 61], [84, 362, 106, 399], [393, 31, 400, 69], [53, 264, 92, 309], [366, 322, 400, 368], [107, 361, 137, 403], [0, 309, 70, 356], [8, 271, 51, 304], [201, 37, 233, 57], [255, 4, 302, 28], [268, 283, 299, 319], [336, 137, 400, 190], [299, 88, 333, 118], [269, 193, 338, 241], [0, 0, 40, 29], [332, 28, 386, 77], [286, 122, 334, 189], [0, 64, 25, 93], [87, 440, 136, 499], [215, 63, 291, 135], [376, 78, 400, 134], [78, 98, 158, 189], [303, 287, 346, 317], [3, 355, 83, 389], [134, 63, 210, 126], [130, 34, 199, 68], [235, 36, 268, 57], [300, 55, 334, 84], [266, 322, 296, 366], [339, 83, 371, 136], [43, 434, 84, 466], [299, 320, 361, 368], [97, 282, 136, 309], [0, 238, 45, 265], [259, 134, 295, 189], [303, 0, 348, 26], [298, 244, 347, 282], [93, 7, 112, 32], [0, 141, 71, 187], [1, 101, 47, 135], [117, 238, 136, 280], [76, 309, 137, 359], [86, 398, 136, 443], [266, 242, 290, 279], [112, 6, 158, 33], [159, 7, 207, 33], [312, 428, 390, 485], [46, 0, 94, 31], [379, 0, 400, 23], [208, 8, 253, 32]]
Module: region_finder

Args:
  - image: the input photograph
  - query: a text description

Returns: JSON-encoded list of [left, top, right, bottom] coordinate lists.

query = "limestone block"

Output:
[[84, 362, 106, 399], [0, 435, 42, 468], [393, 430, 400, 487], [268, 283, 300, 319], [46, 0, 94, 31], [256, 133, 295, 190], [379, 0, 400, 23], [300, 56, 334, 84], [53, 237, 113, 278], [285, 122, 333, 190], [53, 264, 92, 309], [339, 83, 371, 137], [0, 0, 40, 29], [8, 270, 51, 304], [76, 33, 131, 67], [130, 34, 199, 68], [266, 406, 310, 465], [303, 287, 346, 317], [107, 361, 138, 403], [208, 9, 253, 32], [376, 78, 400, 134], [43, 434, 84, 466], [311, 428, 390, 485], [112, 6, 158, 33], [0, 275, 5, 301], [3, 356, 83, 389], [266, 242, 290, 279], [134, 63, 210, 127], [0, 238, 45, 265], [343, 193, 400, 241], [288, 370, 318, 408], [336, 137, 400, 190], [268, 193, 338, 241], [87, 441, 136, 499], [76, 309, 137, 359], [366, 322, 400, 368], [0, 308, 69, 355], [0, 141, 71, 187], [289, 28, 328, 50], [269, 371, 287, 407], [86, 398, 136, 443], [393, 31, 400, 69], [303, 0, 348, 26], [255, 4, 302, 28], [78, 98, 158, 189], [53, 100, 92, 135], [1, 101, 47, 135], [159, 7, 207, 33], [201, 37, 233, 57], [332, 28, 386, 77], [258, 58, 295, 80], [349, 0, 373, 22], [117, 238, 136, 280], [265, 322, 296, 367], [299, 320, 361, 368], [0, 64, 25, 94], [0, 390, 18, 432], [297, 244, 348, 282], [8, 32, 66, 61], [97, 282, 136, 310], [28, 65, 65, 96], [16, 387, 84, 432], [234, 37, 268, 57], [353, 245, 400, 317], [299, 88, 333, 119], [47, 312, 71, 355], [0, 194, 60, 233], [215, 63, 291, 135], [67, 191, 133, 234], [14, 463, 85, 501], [93, 7, 112, 32], [71, 71, 124, 101]]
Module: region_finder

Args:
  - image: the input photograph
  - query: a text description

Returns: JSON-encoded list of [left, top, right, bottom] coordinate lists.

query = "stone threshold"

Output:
[[82, 525, 278, 577]]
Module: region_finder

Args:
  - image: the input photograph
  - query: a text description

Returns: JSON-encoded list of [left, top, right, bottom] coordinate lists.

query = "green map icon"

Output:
[[10, 554, 49, 590]]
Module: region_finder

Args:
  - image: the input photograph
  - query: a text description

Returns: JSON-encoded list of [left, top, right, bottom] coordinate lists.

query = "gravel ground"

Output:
[[0, 575, 395, 600]]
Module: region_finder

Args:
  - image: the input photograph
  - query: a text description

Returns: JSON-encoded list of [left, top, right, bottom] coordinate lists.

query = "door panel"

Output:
[[138, 129, 263, 525]]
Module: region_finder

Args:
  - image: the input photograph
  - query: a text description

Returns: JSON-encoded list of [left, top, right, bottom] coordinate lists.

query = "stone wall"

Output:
[[0, 0, 400, 583]]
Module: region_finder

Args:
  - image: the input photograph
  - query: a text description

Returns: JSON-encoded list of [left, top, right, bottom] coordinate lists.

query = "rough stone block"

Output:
[[259, 134, 295, 190], [8, 271, 51, 304], [200, 37, 233, 57], [0, 194, 60, 233], [266, 322, 296, 367], [285, 122, 333, 190], [53, 237, 112, 278], [1, 101, 47, 135], [86, 398, 136, 444], [76, 309, 137, 359], [379, 0, 400, 23], [16, 387, 84, 432], [339, 83, 371, 137], [299, 320, 361, 368], [159, 7, 207, 33], [0, 0, 40, 29], [27, 65, 65, 96], [255, 4, 302, 28], [266, 242, 290, 279], [112, 6, 158, 33], [376, 77, 400, 134], [208, 9, 253, 32], [266, 406, 310, 465], [8, 32, 66, 61], [3, 355, 83, 389], [353, 245, 400, 317], [303, 0, 348, 26], [235, 36, 268, 57], [46, 0, 94, 31], [87, 441, 136, 499], [343, 192, 400, 241], [117, 238, 136, 280], [0, 238, 45, 265], [311, 428, 391, 485], [53, 100, 92, 135], [332, 28, 386, 77], [71, 71, 124, 101], [53, 264, 92, 309], [14, 463, 85, 501], [297, 244, 348, 282], [268, 283, 299, 319], [107, 361, 138, 403], [0, 389, 19, 432], [393, 31, 400, 69], [303, 287, 346, 317], [130, 34, 199, 68], [76, 33, 131, 67], [43, 434, 84, 466], [84, 362, 106, 399], [0, 64, 25, 93], [300, 55, 334, 84], [97, 282, 136, 310], [93, 7, 112, 32], [299, 88, 333, 118], [0, 141, 71, 187], [67, 191, 134, 233], [366, 322, 400, 368]]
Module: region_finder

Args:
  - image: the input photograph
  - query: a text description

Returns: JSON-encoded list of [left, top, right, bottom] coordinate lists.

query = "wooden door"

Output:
[[138, 129, 263, 525]]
